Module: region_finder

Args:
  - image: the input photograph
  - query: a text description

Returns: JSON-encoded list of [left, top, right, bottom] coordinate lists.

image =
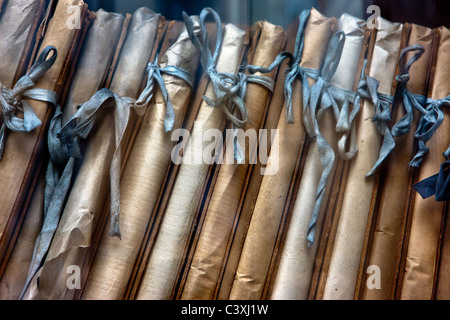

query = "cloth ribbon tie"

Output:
[[246, 9, 318, 125], [135, 54, 195, 132], [0, 46, 58, 159], [183, 8, 248, 128], [366, 44, 426, 175], [59, 88, 137, 239], [410, 95, 449, 167]]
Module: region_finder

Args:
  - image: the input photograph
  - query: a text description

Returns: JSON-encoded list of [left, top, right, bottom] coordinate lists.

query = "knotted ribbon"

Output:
[[410, 95, 450, 167], [232, 71, 275, 163], [135, 53, 196, 132], [414, 145, 450, 201], [0, 46, 58, 158], [391, 45, 427, 137], [304, 31, 347, 246], [246, 9, 319, 125], [183, 7, 275, 162], [183, 8, 248, 128], [366, 45, 426, 175]]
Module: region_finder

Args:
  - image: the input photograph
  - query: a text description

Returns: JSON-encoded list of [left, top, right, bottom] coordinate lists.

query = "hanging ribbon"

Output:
[[0, 46, 58, 159], [414, 145, 450, 201], [301, 31, 345, 246], [20, 106, 75, 299], [59, 88, 137, 239], [135, 53, 196, 132], [391, 45, 427, 137], [366, 45, 427, 175]]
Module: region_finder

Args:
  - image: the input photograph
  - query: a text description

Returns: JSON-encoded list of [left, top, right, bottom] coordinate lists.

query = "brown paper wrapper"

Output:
[[400, 26, 450, 300], [22, 7, 160, 300], [178, 21, 285, 300], [0, 8, 125, 300], [270, 13, 366, 300], [360, 24, 437, 300], [0, 0, 89, 271], [0, 169, 45, 300], [216, 18, 299, 300], [320, 17, 404, 300], [134, 23, 247, 300], [80, 18, 202, 300], [226, 8, 334, 300]]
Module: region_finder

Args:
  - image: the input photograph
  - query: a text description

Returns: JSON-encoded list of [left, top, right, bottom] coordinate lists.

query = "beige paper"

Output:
[[228, 8, 333, 300], [271, 13, 366, 300], [0, 0, 88, 270], [81, 18, 202, 300], [0, 8, 124, 300], [361, 24, 435, 300], [0, 170, 45, 300], [180, 21, 285, 300], [22, 7, 159, 300], [322, 17, 403, 300], [135, 23, 246, 300], [400, 26, 450, 300]]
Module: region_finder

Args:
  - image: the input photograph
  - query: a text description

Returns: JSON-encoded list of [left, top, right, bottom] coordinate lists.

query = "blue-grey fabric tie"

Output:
[[367, 44, 426, 175], [59, 88, 136, 239], [135, 54, 195, 132], [410, 95, 449, 167], [183, 7, 275, 161], [304, 31, 347, 246], [0, 46, 58, 159], [246, 9, 319, 125]]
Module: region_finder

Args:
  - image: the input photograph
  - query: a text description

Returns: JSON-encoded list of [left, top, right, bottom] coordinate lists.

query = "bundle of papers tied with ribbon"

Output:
[[0, 1, 448, 301]]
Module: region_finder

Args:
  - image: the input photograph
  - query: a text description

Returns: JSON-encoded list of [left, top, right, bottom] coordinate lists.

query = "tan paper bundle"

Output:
[[216, 19, 301, 300], [227, 8, 334, 300], [360, 24, 437, 300], [0, 8, 125, 300], [179, 21, 285, 300], [135, 16, 247, 300], [22, 7, 160, 300], [81, 18, 202, 300], [400, 26, 450, 300], [319, 17, 403, 300], [270, 13, 366, 300], [0, 0, 88, 269]]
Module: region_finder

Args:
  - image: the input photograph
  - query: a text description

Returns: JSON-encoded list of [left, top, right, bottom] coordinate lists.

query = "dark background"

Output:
[[83, 0, 450, 29]]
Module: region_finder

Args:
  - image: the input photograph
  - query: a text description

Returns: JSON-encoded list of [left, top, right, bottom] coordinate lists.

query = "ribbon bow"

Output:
[[135, 53, 196, 132], [0, 46, 58, 158]]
